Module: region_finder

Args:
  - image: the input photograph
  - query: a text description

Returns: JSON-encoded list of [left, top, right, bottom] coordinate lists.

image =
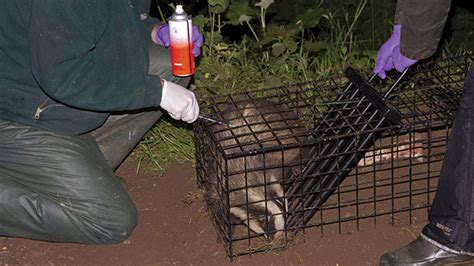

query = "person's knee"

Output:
[[89, 201, 138, 244], [110, 202, 138, 243], [68, 159, 138, 243]]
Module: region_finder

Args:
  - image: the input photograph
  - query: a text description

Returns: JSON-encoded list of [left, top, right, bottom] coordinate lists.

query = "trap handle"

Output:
[[383, 67, 411, 98]]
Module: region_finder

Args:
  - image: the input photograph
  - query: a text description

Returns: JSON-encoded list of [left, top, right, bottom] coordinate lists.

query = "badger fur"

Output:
[[204, 99, 309, 240]]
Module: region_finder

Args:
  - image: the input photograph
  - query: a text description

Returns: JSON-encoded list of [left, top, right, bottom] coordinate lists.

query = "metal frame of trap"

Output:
[[194, 55, 473, 259]]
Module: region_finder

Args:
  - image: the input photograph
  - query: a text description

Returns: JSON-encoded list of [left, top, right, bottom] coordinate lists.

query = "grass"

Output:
[[133, 2, 379, 172], [133, 1, 473, 173], [131, 116, 195, 172]]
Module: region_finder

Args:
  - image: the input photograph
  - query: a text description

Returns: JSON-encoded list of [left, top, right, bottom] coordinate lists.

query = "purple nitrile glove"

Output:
[[374, 25, 418, 79], [155, 25, 204, 57], [155, 24, 170, 47]]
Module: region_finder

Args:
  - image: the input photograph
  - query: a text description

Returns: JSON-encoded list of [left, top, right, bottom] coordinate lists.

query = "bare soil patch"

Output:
[[0, 159, 426, 265]]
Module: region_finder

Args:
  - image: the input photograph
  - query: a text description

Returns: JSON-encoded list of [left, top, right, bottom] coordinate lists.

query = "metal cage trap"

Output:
[[193, 55, 473, 259]]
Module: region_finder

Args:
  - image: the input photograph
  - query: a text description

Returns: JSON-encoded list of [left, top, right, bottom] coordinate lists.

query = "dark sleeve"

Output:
[[394, 0, 451, 60], [29, 1, 163, 112]]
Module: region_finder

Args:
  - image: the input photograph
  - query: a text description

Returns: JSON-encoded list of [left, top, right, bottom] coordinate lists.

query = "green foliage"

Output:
[[255, 0, 274, 10], [138, 0, 474, 172], [446, 5, 474, 52], [208, 0, 229, 14], [192, 14, 210, 30], [132, 118, 195, 172], [304, 41, 328, 52], [226, 0, 255, 25], [297, 8, 325, 29]]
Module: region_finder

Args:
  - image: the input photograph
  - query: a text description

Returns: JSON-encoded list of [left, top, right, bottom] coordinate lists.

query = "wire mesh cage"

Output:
[[194, 55, 473, 259]]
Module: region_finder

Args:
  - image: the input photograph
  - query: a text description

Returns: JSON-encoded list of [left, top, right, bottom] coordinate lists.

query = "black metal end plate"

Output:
[[345, 67, 403, 125]]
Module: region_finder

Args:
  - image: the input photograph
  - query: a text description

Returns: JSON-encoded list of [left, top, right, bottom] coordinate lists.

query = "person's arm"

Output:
[[29, 1, 163, 112], [395, 0, 451, 60]]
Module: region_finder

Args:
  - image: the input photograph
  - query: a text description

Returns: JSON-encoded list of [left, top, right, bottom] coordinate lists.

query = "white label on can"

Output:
[[169, 20, 192, 47]]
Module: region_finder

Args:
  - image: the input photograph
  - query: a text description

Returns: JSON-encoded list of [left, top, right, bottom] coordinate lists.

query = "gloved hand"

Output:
[[155, 25, 204, 57], [374, 25, 418, 79], [159, 79, 199, 123]]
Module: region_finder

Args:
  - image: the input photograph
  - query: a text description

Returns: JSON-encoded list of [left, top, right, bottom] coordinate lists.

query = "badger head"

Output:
[[231, 195, 288, 241]]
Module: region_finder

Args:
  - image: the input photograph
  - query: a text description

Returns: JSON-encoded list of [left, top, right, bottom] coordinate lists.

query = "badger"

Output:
[[203, 99, 309, 240]]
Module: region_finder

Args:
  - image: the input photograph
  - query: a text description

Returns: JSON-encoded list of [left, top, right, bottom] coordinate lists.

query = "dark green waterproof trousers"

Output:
[[0, 44, 189, 244]]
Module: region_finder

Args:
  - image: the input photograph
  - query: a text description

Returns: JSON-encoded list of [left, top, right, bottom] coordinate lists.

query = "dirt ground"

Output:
[[0, 159, 427, 266]]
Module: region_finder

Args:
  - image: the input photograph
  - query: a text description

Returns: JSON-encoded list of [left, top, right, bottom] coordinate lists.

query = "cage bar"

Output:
[[194, 55, 472, 259]]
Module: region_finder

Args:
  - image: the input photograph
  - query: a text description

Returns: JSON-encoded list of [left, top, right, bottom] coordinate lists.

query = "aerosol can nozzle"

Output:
[[175, 5, 184, 14]]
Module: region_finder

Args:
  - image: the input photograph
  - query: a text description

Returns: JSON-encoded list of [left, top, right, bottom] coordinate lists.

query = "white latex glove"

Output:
[[159, 79, 199, 123]]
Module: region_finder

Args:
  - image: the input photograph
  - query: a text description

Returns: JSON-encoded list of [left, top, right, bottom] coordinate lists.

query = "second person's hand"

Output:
[[374, 25, 418, 79]]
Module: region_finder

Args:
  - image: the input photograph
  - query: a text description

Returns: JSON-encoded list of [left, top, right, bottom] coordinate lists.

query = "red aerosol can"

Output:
[[169, 5, 195, 77]]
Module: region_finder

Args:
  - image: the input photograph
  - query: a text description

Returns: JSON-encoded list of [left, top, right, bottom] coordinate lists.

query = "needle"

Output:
[[199, 115, 234, 127]]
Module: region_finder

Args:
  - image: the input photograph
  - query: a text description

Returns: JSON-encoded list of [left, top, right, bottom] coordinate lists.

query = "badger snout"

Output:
[[263, 214, 285, 241], [230, 196, 287, 240]]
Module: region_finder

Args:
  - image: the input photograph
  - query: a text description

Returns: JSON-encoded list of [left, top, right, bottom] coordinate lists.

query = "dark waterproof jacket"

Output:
[[0, 1, 163, 135], [395, 0, 452, 60]]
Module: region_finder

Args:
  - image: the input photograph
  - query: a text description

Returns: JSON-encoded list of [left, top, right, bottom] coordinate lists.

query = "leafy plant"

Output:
[[138, 0, 473, 172], [131, 118, 195, 172]]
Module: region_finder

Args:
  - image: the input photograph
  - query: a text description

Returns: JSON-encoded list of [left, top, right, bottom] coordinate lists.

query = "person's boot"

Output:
[[379, 236, 474, 265]]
